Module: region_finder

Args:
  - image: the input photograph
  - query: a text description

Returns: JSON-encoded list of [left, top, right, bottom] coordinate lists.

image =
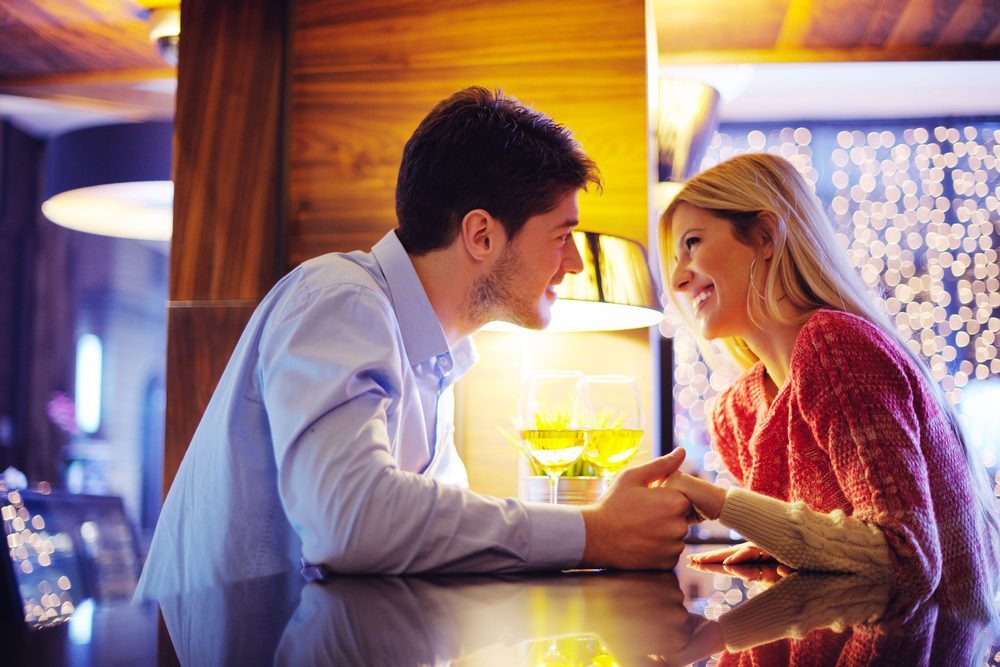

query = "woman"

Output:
[[659, 153, 999, 615]]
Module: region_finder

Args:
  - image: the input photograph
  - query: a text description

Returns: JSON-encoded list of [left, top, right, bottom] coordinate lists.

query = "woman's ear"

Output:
[[756, 211, 778, 261]]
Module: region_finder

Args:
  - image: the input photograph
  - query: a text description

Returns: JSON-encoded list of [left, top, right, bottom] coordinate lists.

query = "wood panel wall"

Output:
[[288, 0, 650, 264], [165, 0, 287, 492], [167, 0, 651, 495]]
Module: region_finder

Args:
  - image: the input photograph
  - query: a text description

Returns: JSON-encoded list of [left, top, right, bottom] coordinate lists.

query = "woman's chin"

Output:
[[696, 317, 721, 340]]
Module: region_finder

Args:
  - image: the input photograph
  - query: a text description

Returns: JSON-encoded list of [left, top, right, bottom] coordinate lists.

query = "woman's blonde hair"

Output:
[[659, 152, 1000, 552]]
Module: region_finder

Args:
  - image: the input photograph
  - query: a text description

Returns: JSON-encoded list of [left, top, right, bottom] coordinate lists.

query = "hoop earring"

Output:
[[748, 256, 765, 302]]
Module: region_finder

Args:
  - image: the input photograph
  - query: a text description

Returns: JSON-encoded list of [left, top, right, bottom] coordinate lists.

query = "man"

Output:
[[137, 87, 691, 598]]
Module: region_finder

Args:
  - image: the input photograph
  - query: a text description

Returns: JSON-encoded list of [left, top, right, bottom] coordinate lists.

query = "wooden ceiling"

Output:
[[0, 0, 175, 124], [656, 0, 1000, 63], [0, 0, 997, 130]]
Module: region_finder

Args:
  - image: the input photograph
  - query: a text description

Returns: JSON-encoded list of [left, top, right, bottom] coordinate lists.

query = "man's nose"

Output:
[[564, 234, 585, 274]]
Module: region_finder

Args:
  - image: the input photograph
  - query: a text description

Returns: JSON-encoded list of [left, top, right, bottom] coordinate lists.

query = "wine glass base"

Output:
[[520, 476, 607, 505]]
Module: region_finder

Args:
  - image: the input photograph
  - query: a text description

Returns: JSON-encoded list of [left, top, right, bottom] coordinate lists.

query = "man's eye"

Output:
[[559, 234, 571, 244]]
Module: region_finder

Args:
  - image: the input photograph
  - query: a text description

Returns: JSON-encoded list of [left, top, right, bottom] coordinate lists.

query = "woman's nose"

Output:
[[671, 261, 691, 293]]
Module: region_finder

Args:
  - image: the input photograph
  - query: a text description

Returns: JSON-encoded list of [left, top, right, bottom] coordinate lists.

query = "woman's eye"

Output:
[[684, 236, 701, 250]]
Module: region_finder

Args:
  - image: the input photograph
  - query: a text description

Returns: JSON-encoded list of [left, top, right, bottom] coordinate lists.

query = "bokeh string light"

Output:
[[1, 486, 81, 625], [672, 119, 1000, 497]]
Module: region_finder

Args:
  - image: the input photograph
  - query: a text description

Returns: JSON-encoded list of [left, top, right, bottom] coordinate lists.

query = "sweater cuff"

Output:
[[718, 487, 794, 546], [523, 502, 586, 569], [718, 487, 891, 578]]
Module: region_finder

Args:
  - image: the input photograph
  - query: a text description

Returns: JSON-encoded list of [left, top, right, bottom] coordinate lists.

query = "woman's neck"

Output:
[[743, 310, 814, 394]]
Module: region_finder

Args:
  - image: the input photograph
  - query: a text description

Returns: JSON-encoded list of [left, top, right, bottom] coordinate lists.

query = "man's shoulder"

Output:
[[259, 251, 398, 340], [297, 250, 388, 297], [272, 251, 392, 314]]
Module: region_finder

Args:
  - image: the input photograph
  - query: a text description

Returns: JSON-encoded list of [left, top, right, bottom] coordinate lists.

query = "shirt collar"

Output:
[[372, 230, 477, 375]]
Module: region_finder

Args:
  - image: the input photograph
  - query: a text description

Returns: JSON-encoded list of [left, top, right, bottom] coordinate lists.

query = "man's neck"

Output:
[[409, 248, 479, 345]]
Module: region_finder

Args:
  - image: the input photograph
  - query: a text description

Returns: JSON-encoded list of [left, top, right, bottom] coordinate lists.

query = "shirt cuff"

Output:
[[521, 502, 586, 569]]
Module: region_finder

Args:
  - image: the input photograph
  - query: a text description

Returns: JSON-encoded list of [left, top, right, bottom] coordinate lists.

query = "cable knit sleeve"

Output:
[[793, 312, 941, 596], [719, 486, 890, 577]]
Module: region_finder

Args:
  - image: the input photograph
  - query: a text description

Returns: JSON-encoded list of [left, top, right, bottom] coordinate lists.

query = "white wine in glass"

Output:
[[578, 375, 643, 483], [517, 370, 587, 504]]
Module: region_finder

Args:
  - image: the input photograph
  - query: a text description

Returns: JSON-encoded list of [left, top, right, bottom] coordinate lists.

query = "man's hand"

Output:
[[579, 449, 691, 569], [658, 455, 728, 521]]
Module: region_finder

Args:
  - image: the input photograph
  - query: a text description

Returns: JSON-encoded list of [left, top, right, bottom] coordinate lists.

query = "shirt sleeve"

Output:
[[258, 283, 585, 574], [792, 315, 941, 595]]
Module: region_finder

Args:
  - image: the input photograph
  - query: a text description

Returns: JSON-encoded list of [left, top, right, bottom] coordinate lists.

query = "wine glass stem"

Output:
[[549, 475, 558, 505], [602, 470, 613, 487]]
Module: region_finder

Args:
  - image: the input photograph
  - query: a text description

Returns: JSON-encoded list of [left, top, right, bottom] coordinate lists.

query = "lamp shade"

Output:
[[485, 231, 662, 333], [657, 78, 720, 183], [42, 122, 174, 241]]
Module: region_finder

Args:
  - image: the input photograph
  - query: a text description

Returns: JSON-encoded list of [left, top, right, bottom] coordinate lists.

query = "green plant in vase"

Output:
[[508, 409, 599, 478]]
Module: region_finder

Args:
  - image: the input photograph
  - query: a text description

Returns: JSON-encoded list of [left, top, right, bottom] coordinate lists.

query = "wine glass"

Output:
[[517, 370, 587, 504], [578, 375, 643, 484]]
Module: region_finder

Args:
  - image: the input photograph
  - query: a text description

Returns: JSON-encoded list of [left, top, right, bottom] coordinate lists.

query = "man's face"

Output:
[[473, 190, 585, 329]]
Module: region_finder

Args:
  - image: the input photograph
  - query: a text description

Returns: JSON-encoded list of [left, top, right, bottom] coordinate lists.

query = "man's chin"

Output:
[[501, 307, 550, 331]]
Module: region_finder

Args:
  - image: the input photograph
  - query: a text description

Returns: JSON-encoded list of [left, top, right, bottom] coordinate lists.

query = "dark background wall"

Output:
[[0, 121, 74, 484], [0, 119, 168, 533]]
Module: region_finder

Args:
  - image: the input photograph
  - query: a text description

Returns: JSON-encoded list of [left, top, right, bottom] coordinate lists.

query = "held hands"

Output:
[[580, 449, 691, 570], [654, 452, 729, 522]]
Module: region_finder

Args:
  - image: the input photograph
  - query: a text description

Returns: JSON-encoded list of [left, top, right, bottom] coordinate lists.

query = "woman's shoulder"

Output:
[[795, 309, 904, 364], [791, 308, 920, 397]]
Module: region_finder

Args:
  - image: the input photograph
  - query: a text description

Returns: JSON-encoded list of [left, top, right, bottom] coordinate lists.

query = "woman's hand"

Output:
[[689, 541, 772, 565], [687, 558, 791, 584], [687, 542, 794, 580], [656, 458, 728, 521]]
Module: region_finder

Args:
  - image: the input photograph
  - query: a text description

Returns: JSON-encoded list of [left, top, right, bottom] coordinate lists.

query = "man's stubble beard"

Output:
[[464, 241, 546, 330]]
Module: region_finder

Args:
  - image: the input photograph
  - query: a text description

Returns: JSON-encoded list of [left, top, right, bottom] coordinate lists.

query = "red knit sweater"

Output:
[[710, 309, 997, 612]]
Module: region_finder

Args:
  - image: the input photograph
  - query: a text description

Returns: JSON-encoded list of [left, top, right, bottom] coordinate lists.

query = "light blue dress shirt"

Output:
[[136, 231, 585, 597]]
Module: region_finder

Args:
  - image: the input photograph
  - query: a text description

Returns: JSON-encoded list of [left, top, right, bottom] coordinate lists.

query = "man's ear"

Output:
[[460, 209, 503, 262], [756, 211, 778, 261]]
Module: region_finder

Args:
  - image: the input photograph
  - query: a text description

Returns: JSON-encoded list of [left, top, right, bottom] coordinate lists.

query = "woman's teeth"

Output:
[[693, 286, 713, 310]]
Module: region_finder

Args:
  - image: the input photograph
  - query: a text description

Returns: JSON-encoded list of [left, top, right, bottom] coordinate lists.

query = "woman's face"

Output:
[[667, 203, 759, 340]]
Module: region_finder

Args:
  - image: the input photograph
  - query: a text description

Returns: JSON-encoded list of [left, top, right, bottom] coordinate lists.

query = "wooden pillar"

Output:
[[165, 0, 287, 493]]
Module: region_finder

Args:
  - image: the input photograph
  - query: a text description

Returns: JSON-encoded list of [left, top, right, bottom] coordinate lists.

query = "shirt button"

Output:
[[437, 355, 453, 375]]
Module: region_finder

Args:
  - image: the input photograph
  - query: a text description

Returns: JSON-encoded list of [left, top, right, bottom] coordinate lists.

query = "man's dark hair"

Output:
[[395, 87, 602, 255]]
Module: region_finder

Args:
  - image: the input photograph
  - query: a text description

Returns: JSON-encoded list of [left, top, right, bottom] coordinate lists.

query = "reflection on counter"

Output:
[[155, 556, 999, 666]]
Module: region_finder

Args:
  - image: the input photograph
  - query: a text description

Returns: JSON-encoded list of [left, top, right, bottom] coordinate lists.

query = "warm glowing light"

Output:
[[483, 301, 662, 334], [42, 181, 173, 241]]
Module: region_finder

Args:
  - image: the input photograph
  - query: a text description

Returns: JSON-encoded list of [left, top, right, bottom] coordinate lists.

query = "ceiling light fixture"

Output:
[[138, 0, 181, 66], [42, 122, 174, 241]]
